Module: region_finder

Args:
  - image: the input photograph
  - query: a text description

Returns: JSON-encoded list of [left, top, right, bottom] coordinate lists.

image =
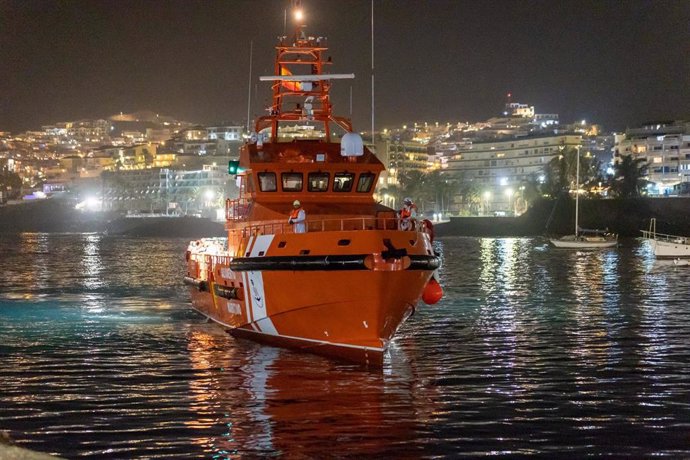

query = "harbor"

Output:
[[2, 0, 690, 458], [1, 234, 689, 457]]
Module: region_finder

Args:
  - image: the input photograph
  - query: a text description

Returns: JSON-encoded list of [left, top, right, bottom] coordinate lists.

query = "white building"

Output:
[[443, 133, 582, 212], [614, 121, 690, 195], [101, 164, 232, 215]]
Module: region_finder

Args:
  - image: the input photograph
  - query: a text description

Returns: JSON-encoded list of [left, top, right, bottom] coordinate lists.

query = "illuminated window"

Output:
[[333, 173, 354, 192], [281, 172, 303, 191], [257, 172, 277, 192], [356, 173, 376, 192], [308, 172, 329, 192]]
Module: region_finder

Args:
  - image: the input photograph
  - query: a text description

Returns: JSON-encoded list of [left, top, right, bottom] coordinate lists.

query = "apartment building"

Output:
[[614, 121, 690, 195], [101, 164, 231, 215], [169, 124, 244, 157], [443, 133, 583, 212]]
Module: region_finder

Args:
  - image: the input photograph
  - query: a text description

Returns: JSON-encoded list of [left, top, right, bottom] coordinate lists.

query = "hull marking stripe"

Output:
[[191, 305, 385, 352]]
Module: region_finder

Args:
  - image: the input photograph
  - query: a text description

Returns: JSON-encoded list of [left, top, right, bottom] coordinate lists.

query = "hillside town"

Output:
[[1, 102, 689, 219]]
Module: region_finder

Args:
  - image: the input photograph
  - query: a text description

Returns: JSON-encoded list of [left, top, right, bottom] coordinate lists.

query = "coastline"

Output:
[[435, 197, 690, 238], [2, 196, 688, 238], [0, 198, 224, 238]]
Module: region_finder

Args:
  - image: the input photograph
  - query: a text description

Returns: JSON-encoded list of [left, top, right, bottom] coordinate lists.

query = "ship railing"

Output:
[[231, 217, 429, 238], [226, 198, 252, 221], [188, 253, 235, 278], [641, 229, 688, 244]]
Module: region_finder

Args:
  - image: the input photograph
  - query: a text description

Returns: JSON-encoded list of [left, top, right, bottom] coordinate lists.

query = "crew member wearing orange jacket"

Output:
[[398, 197, 417, 231], [288, 200, 307, 233]]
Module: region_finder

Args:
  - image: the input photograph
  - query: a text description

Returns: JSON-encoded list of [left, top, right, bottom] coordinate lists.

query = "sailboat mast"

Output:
[[575, 146, 580, 236]]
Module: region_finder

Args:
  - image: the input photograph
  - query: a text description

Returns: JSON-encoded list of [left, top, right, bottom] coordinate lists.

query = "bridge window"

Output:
[[282, 172, 303, 191], [308, 172, 330, 192], [333, 173, 354, 192], [257, 172, 277, 192], [356, 173, 376, 192]]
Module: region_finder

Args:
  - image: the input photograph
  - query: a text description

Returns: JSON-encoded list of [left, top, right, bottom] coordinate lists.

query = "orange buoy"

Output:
[[422, 277, 443, 305]]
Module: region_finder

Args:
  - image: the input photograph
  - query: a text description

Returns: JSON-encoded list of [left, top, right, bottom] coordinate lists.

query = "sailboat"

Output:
[[549, 147, 618, 249], [641, 218, 690, 259]]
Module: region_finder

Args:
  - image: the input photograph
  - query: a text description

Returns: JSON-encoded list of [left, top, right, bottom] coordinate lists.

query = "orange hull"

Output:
[[184, 8, 442, 366], [187, 230, 436, 366]]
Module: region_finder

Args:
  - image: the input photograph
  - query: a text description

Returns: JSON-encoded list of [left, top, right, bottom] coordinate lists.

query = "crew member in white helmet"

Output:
[[398, 197, 418, 231], [288, 200, 307, 233]]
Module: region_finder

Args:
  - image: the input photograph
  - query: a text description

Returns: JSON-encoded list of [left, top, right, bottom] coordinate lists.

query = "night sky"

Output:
[[1, 0, 689, 133]]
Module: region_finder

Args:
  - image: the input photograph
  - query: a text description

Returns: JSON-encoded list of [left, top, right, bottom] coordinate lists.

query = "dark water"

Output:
[[1, 233, 689, 458]]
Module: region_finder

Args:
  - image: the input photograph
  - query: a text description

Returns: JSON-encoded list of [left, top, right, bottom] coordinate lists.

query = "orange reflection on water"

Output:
[[184, 325, 425, 458]]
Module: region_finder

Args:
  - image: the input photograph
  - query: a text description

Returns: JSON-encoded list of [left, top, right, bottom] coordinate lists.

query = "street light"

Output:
[[505, 188, 514, 215]]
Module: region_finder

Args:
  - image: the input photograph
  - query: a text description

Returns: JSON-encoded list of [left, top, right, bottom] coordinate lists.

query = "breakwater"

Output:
[[3, 196, 688, 238], [0, 198, 225, 237], [435, 197, 690, 237]]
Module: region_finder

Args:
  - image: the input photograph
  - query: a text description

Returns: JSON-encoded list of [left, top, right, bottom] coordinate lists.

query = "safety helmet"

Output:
[[403, 197, 412, 204], [293, 200, 301, 207]]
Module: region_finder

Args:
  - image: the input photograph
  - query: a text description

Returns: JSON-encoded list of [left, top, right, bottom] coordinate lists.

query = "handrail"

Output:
[[230, 217, 426, 238], [226, 198, 252, 221], [641, 217, 688, 243], [188, 217, 429, 271], [641, 229, 688, 244]]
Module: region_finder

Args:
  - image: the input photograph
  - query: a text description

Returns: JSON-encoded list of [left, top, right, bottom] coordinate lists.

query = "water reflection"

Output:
[[80, 233, 104, 291], [1, 235, 690, 457], [183, 324, 432, 458]]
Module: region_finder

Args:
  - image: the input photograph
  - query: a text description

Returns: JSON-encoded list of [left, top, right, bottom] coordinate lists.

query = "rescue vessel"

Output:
[[184, 3, 442, 366]]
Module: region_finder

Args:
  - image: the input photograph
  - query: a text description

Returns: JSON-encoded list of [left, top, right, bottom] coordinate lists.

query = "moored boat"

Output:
[[641, 218, 690, 259], [549, 146, 617, 249], [550, 229, 618, 249], [183, 3, 442, 366]]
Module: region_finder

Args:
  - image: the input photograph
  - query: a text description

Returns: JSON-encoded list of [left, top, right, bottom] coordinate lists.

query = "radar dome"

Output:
[[340, 132, 364, 157]]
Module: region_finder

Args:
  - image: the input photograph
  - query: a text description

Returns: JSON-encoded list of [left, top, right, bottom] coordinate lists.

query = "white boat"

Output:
[[641, 218, 690, 259], [550, 147, 618, 249], [550, 230, 618, 249]]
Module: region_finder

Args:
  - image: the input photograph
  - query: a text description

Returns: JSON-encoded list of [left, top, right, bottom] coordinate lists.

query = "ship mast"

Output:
[[255, 1, 354, 143]]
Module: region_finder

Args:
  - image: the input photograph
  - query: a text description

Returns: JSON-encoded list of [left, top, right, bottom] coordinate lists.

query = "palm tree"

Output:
[[396, 169, 426, 210], [0, 167, 22, 199], [541, 147, 601, 198], [419, 170, 442, 213], [455, 181, 481, 215], [611, 155, 648, 198], [377, 183, 402, 209]]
